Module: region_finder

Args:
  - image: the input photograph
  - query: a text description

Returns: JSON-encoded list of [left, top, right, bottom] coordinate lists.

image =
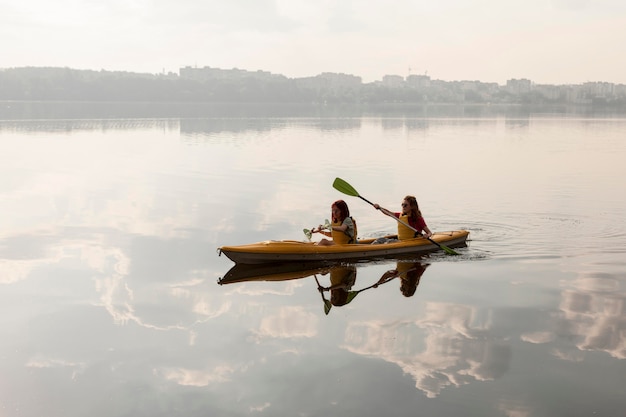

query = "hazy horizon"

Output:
[[3, 65, 624, 88], [2, 0, 626, 85]]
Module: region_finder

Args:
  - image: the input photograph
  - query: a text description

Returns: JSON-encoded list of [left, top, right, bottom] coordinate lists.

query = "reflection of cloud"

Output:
[[0, 258, 44, 284], [226, 281, 303, 297], [26, 356, 86, 380], [555, 273, 626, 359], [342, 302, 511, 398], [157, 364, 235, 386], [417, 302, 492, 339], [92, 247, 143, 326], [251, 306, 318, 342], [1, 131, 209, 241], [256, 183, 312, 234], [170, 278, 232, 320], [520, 331, 555, 344], [249, 402, 271, 412], [94, 251, 230, 335], [550, 348, 584, 362], [1, 229, 230, 338], [0, 234, 75, 284], [517, 271, 626, 360], [497, 399, 532, 417]]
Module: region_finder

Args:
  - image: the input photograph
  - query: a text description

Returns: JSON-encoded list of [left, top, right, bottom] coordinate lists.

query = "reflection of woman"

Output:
[[398, 261, 429, 297], [317, 261, 429, 311], [318, 265, 357, 306], [378, 261, 429, 297]]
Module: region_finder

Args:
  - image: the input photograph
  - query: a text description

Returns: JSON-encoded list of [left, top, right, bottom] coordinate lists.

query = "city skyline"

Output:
[[2, 0, 626, 86], [3, 66, 624, 106], [3, 64, 624, 89], [176, 64, 626, 87]]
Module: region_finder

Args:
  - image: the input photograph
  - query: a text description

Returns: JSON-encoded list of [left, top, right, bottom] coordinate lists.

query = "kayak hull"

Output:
[[218, 230, 469, 264], [218, 261, 332, 285]]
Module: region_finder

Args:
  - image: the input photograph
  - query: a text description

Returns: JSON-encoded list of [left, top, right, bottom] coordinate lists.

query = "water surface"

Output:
[[1, 103, 625, 417]]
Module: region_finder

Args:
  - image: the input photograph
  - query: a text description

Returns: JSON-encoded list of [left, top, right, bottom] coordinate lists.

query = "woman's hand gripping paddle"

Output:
[[303, 219, 332, 241]]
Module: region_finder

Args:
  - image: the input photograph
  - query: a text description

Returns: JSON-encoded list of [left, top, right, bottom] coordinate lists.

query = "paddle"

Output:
[[332, 177, 460, 255], [313, 275, 332, 315], [303, 219, 332, 241]]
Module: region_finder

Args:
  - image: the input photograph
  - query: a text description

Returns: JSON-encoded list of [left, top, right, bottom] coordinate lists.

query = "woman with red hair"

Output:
[[314, 199, 357, 246]]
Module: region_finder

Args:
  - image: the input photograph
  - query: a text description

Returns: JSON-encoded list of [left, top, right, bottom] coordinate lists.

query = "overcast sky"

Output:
[[2, 0, 625, 85]]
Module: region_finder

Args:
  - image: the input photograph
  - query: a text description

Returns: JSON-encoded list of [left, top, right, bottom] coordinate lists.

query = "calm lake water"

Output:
[[1, 102, 625, 417]]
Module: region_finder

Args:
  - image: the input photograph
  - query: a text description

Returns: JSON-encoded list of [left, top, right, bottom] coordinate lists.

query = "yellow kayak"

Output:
[[218, 230, 469, 264]]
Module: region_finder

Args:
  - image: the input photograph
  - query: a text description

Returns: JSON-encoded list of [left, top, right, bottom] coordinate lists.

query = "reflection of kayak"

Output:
[[218, 261, 331, 285], [218, 230, 469, 264]]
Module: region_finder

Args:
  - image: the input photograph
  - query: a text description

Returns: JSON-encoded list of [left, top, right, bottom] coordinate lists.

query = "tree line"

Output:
[[1, 67, 624, 107]]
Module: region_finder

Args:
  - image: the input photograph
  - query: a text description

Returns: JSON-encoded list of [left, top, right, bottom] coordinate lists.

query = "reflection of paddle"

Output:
[[332, 177, 459, 255], [313, 275, 332, 315], [303, 219, 332, 241], [344, 267, 417, 304]]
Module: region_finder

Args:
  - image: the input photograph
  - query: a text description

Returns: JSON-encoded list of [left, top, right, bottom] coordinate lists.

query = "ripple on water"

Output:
[[459, 211, 626, 261]]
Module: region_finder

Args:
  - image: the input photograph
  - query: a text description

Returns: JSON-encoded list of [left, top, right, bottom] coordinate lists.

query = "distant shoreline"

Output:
[[1, 67, 625, 108], [2, 101, 625, 123]]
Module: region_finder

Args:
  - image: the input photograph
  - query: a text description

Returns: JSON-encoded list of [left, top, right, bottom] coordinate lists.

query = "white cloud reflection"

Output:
[[520, 331, 555, 344], [342, 302, 509, 398], [26, 356, 86, 380], [249, 402, 271, 412], [513, 270, 626, 360], [550, 273, 626, 359], [92, 249, 230, 338], [226, 280, 304, 297], [251, 306, 318, 342], [0, 258, 47, 284], [157, 364, 236, 387], [497, 399, 532, 417]]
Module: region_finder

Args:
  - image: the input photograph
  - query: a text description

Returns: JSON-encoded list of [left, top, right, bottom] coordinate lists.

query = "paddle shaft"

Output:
[[363, 266, 418, 291], [314, 275, 332, 314]]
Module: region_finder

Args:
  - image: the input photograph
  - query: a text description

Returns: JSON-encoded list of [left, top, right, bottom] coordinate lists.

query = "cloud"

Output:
[[2, 0, 626, 83]]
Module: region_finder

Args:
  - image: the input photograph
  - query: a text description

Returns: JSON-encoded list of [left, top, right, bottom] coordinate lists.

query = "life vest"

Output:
[[329, 265, 357, 306], [397, 215, 418, 240], [331, 217, 357, 244], [395, 261, 414, 275], [330, 266, 357, 287]]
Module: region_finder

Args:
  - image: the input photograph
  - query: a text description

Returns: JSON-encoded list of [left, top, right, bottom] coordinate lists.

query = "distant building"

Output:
[[316, 72, 362, 89], [179, 66, 282, 82], [615, 84, 626, 97], [382, 75, 404, 88], [506, 78, 532, 95], [582, 81, 614, 98], [406, 74, 431, 88], [295, 72, 362, 92], [459, 81, 480, 92], [534, 84, 562, 101]]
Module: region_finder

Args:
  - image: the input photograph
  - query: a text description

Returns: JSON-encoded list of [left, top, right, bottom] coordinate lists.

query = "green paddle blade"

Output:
[[441, 245, 459, 255], [426, 236, 460, 255], [333, 177, 360, 197], [304, 220, 331, 241], [323, 299, 332, 315], [345, 291, 359, 305]]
